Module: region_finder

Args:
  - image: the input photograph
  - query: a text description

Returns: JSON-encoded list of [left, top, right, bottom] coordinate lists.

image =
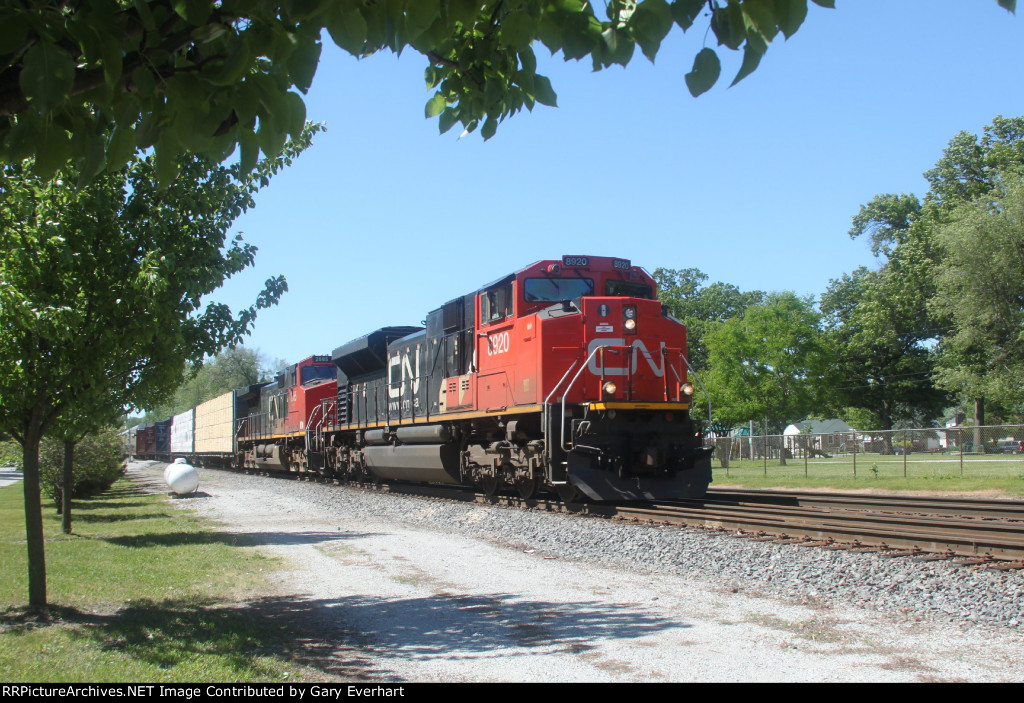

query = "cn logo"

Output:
[[587, 338, 665, 377], [387, 348, 421, 399]]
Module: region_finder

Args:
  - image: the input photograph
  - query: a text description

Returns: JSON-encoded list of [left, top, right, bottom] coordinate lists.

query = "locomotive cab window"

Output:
[[524, 277, 594, 302], [605, 280, 653, 299], [480, 282, 514, 325], [300, 365, 337, 384]]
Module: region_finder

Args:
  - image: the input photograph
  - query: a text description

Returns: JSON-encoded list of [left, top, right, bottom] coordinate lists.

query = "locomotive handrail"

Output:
[[541, 359, 579, 482], [677, 349, 712, 426], [559, 344, 628, 453], [305, 401, 328, 455]]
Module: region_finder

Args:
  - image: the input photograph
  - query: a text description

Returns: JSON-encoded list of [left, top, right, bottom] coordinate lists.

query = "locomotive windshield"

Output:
[[300, 365, 337, 384], [605, 280, 653, 299], [524, 277, 594, 302]]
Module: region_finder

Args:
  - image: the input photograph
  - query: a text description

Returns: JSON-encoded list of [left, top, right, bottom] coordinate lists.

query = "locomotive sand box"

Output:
[[132, 256, 713, 501]]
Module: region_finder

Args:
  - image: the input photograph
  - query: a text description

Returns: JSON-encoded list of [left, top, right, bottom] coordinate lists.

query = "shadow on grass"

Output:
[[73, 512, 177, 524], [2, 589, 685, 681], [1, 599, 384, 681], [72, 501, 153, 511], [100, 530, 384, 549]]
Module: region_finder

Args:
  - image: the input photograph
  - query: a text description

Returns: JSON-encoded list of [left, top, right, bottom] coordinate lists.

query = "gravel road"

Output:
[[127, 460, 1024, 683]]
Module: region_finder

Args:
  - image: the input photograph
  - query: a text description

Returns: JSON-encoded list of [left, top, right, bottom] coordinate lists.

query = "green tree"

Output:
[[848, 116, 1024, 429], [820, 264, 947, 433], [38, 426, 125, 513], [48, 400, 125, 535], [702, 292, 836, 432], [0, 0, 891, 180], [0, 126, 317, 610], [150, 345, 276, 419], [653, 267, 764, 372], [931, 174, 1024, 412]]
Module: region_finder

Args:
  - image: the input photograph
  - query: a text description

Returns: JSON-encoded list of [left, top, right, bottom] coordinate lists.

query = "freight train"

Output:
[[132, 256, 713, 501]]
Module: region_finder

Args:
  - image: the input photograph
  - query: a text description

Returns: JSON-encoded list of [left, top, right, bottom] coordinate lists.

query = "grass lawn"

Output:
[[711, 453, 1024, 496], [0, 477, 329, 682]]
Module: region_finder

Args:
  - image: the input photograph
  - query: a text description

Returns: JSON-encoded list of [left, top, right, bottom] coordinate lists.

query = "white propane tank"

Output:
[[165, 460, 199, 495], [164, 457, 188, 486]]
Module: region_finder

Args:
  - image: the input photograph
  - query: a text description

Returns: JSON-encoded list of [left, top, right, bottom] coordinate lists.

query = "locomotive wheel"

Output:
[[480, 475, 501, 499], [554, 483, 581, 503], [515, 477, 539, 500]]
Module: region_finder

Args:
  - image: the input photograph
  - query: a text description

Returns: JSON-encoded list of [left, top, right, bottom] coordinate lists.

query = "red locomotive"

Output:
[[234, 255, 713, 501]]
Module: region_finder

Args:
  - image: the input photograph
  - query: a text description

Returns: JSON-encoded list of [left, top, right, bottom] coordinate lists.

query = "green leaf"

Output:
[[172, 0, 212, 25], [811, 0, 836, 7], [425, 93, 447, 118], [774, 0, 809, 39], [133, 0, 157, 31], [286, 37, 322, 93], [730, 44, 763, 87], [481, 116, 498, 140], [20, 43, 76, 112], [685, 47, 721, 97], [501, 12, 536, 50], [283, 92, 307, 137], [710, 2, 746, 50], [631, 0, 673, 62], [238, 129, 259, 173], [405, 0, 440, 36], [76, 136, 108, 189], [326, 7, 368, 55], [519, 46, 537, 75], [0, 12, 29, 54], [209, 34, 254, 87], [32, 120, 72, 178], [100, 34, 124, 92], [131, 66, 156, 99], [257, 115, 286, 159], [670, 0, 705, 30], [438, 108, 459, 135], [532, 75, 558, 107], [996, 0, 1015, 10], [154, 135, 181, 187], [447, 0, 481, 26], [106, 125, 137, 171], [741, 2, 779, 47], [536, 13, 564, 53]]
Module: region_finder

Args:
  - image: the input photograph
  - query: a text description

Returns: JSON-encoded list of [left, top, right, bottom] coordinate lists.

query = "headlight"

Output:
[[681, 383, 695, 396], [603, 381, 617, 396], [623, 306, 637, 333]]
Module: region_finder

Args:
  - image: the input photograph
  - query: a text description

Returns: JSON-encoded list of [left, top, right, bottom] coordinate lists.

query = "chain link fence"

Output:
[[706, 424, 1024, 481]]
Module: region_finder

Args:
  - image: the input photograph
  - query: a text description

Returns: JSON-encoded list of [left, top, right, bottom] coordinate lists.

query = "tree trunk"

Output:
[[881, 398, 894, 453], [62, 439, 74, 534], [974, 397, 985, 450], [21, 430, 47, 611]]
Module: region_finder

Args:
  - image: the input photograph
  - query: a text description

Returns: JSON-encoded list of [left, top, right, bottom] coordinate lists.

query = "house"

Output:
[[783, 418, 855, 457]]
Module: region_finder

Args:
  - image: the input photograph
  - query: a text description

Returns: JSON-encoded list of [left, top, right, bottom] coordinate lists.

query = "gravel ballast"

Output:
[[129, 461, 1024, 682]]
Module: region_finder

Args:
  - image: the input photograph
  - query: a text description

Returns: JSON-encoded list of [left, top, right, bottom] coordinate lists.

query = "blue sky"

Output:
[[214, 1, 1024, 367]]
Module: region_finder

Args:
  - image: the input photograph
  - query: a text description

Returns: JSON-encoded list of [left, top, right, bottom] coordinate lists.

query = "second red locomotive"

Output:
[[234, 255, 712, 501]]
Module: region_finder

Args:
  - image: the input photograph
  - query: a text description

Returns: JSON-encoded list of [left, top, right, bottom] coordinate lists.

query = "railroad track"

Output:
[[243, 468, 1024, 567], [373, 482, 1024, 567], [614, 489, 1024, 566]]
